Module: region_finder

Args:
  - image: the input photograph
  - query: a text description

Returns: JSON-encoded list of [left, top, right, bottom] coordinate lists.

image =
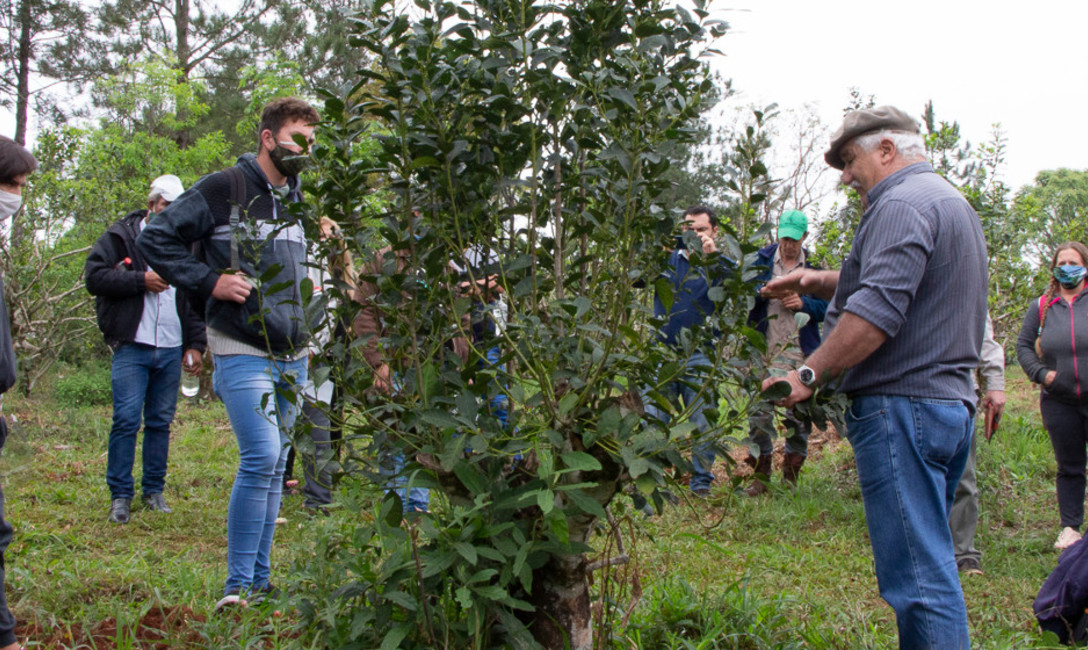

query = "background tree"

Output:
[[0, 0, 98, 142], [6, 56, 232, 394]]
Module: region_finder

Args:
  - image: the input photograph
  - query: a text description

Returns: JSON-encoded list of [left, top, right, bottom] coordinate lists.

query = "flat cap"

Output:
[[824, 105, 920, 170]]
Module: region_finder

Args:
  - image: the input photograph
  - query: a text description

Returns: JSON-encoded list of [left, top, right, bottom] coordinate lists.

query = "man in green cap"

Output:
[[743, 209, 826, 495]]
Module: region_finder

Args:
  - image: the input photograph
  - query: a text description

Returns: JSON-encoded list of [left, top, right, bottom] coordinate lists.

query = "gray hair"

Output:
[[853, 130, 926, 160]]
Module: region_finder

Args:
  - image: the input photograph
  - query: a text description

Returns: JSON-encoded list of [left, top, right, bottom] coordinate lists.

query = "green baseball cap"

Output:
[[778, 210, 808, 240]]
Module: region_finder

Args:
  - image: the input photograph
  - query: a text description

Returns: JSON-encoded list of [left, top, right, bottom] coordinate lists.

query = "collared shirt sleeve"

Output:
[[842, 199, 936, 338], [978, 314, 1005, 391]]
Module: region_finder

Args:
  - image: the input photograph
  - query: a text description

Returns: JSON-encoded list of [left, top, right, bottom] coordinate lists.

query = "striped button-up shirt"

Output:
[[833, 162, 987, 404]]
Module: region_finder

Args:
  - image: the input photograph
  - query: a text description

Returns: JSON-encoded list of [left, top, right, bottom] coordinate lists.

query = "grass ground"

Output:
[[0, 363, 1071, 648]]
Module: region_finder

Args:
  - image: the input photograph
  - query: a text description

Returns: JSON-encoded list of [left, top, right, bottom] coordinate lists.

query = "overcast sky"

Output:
[[711, 0, 1088, 193], [2, 0, 1083, 195]]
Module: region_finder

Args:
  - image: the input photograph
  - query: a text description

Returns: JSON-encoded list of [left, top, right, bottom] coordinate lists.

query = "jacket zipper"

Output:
[[1071, 297, 1081, 402]]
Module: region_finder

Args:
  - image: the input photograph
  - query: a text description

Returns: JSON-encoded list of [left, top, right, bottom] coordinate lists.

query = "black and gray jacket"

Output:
[[136, 154, 309, 357], [1017, 288, 1088, 404], [85, 210, 206, 352]]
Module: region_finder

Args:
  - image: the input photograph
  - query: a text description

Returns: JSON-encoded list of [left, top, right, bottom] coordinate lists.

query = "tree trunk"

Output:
[[15, 0, 32, 145], [173, 0, 192, 147], [528, 553, 592, 650]]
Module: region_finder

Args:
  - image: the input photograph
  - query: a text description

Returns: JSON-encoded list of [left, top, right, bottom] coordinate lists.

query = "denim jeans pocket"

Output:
[[909, 398, 969, 466], [843, 397, 888, 449]]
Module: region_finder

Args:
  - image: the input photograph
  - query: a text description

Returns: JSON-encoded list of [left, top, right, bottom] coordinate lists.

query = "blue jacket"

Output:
[[747, 243, 826, 356], [1035, 538, 1088, 644], [654, 248, 731, 347]]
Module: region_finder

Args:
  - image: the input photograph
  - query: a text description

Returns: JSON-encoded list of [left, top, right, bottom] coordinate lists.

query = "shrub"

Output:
[[53, 362, 112, 407]]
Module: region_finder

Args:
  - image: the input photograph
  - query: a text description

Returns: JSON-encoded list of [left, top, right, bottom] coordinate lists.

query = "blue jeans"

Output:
[[644, 351, 716, 493], [106, 343, 182, 500], [213, 354, 306, 595], [846, 395, 973, 650], [380, 449, 431, 514]]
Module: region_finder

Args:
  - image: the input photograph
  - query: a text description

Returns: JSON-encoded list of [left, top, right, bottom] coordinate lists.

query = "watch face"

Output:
[[799, 367, 816, 385]]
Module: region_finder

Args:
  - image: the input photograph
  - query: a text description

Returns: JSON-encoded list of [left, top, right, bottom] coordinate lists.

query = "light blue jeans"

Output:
[[644, 351, 717, 493], [213, 354, 306, 595], [846, 394, 973, 650]]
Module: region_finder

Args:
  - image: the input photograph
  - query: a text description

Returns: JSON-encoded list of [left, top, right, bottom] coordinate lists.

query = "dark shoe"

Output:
[[303, 503, 331, 517], [956, 556, 983, 576], [249, 583, 281, 607], [143, 492, 173, 513], [108, 498, 131, 524], [782, 452, 806, 486], [744, 455, 772, 497], [691, 486, 711, 499]]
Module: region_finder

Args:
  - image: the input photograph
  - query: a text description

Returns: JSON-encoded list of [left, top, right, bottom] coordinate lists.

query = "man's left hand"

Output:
[[981, 389, 1006, 441], [761, 370, 813, 408], [780, 292, 803, 311]]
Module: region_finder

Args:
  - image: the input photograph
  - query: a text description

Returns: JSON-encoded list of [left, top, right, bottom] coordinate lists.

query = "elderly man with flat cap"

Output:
[[761, 106, 987, 649]]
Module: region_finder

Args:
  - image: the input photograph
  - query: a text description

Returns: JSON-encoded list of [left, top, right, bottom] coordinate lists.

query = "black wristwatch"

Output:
[[797, 364, 817, 387]]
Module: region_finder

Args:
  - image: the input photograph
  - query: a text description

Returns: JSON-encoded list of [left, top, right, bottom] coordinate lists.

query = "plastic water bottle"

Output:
[[180, 351, 200, 398]]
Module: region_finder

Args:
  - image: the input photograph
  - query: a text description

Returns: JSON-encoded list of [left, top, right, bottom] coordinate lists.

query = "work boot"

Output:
[[108, 498, 131, 524], [143, 492, 172, 513], [744, 454, 772, 497], [782, 452, 806, 486]]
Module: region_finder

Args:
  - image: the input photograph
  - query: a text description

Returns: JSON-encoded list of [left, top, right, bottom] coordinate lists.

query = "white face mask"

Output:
[[0, 191, 22, 220]]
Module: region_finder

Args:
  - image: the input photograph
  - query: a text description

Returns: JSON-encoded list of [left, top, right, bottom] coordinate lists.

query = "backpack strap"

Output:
[[224, 166, 246, 271]]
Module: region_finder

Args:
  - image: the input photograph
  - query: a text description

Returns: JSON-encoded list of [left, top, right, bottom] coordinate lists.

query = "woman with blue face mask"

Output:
[[1017, 241, 1088, 550]]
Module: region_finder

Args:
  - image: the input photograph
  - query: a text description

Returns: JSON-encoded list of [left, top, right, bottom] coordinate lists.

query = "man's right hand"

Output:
[[144, 271, 169, 293], [761, 269, 813, 300], [211, 273, 253, 304]]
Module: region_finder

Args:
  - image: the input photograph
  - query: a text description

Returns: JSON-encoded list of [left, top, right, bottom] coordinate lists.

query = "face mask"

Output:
[[269, 141, 310, 178], [0, 191, 22, 220], [1053, 264, 1087, 289]]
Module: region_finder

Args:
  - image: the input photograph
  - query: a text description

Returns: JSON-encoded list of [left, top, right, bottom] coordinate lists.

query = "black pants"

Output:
[[1041, 394, 1088, 529], [0, 417, 17, 647]]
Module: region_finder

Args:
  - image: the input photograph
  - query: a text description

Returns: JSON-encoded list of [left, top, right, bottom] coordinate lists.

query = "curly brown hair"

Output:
[[256, 97, 319, 146]]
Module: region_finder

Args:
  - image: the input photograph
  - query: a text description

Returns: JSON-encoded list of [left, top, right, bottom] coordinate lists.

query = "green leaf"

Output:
[[454, 542, 478, 565], [565, 488, 608, 519], [628, 456, 650, 478], [380, 625, 410, 650], [654, 277, 674, 311], [559, 451, 602, 473], [558, 392, 579, 416], [536, 489, 555, 514], [761, 380, 792, 401], [421, 409, 460, 430], [608, 87, 638, 111], [473, 585, 509, 600], [547, 509, 570, 544], [453, 462, 489, 496]]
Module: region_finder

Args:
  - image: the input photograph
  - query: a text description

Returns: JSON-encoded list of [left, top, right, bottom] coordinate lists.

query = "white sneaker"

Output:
[[1055, 527, 1082, 550], [214, 593, 249, 611]]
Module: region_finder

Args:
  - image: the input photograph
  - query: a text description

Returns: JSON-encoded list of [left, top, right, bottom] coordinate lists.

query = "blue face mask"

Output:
[[1054, 264, 1087, 289]]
